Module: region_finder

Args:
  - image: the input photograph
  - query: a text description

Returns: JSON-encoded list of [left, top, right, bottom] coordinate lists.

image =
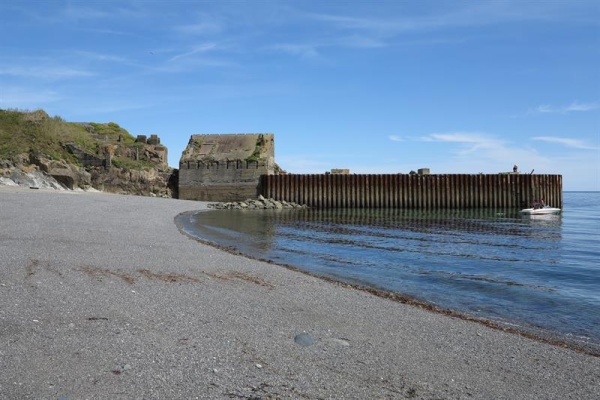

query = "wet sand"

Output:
[[0, 187, 598, 399]]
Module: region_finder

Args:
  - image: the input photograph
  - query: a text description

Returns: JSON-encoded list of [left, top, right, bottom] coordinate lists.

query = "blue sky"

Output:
[[1, 0, 598, 190]]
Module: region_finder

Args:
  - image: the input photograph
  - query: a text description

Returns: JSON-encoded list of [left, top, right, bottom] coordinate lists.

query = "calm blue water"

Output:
[[179, 192, 600, 351]]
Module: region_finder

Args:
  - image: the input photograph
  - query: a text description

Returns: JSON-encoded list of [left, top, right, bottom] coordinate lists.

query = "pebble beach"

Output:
[[0, 187, 598, 399]]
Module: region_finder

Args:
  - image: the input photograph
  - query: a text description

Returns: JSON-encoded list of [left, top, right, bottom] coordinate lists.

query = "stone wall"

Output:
[[179, 160, 271, 202], [178, 134, 275, 201]]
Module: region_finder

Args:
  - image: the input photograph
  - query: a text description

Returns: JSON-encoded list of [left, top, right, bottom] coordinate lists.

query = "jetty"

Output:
[[261, 173, 562, 210], [178, 134, 562, 209]]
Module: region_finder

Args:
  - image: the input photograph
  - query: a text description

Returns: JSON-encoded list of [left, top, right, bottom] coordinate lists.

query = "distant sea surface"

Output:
[[179, 192, 600, 351]]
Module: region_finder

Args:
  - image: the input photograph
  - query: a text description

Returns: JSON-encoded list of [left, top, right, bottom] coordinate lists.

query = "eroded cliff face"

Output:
[[0, 109, 176, 197], [0, 151, 176, 197], [89, 164, 177, 197]]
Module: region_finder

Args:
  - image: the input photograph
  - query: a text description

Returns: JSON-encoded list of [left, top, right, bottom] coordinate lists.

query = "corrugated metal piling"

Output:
[[261, 174, 562, 209]]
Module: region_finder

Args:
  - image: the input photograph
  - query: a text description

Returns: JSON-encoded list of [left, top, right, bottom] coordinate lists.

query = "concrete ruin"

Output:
[[178, 134, 275, 201]]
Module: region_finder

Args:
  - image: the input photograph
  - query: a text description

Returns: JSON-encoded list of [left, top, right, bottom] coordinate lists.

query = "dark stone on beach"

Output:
[[294, 333, 315, 347]]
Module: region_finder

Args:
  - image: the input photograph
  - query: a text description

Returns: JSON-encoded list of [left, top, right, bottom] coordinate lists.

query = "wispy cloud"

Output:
[[388, 135, 403, 142], [62, 5, 111, 20], [419, 131, 551, 172], [0, 87, 61, 107], [0, 65, 93, 80], [530, 101, 600, 114], [176, 22, 222, 36], [269, 33, 385, 59], [61, 3, 148, 21], [70, 102, 152, 116], [306, 1, 597, 35], [169, 43, 219, 62], [74, 51, 130, 64], [277, 155, 331, 174], [270, 44, 319, 59], [565, 102, 600, 112], [278, 1, 598, 59], [532, 136, 598, 150], [422, 132, 505, 153]]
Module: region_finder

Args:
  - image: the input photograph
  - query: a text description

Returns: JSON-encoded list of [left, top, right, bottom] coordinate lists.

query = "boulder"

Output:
[[208, 197, 308, 210], [49, 167, 77, 189]]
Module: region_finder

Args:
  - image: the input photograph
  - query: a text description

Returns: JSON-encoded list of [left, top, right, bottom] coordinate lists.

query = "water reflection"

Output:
[[173, 194, 600, 352], [184, 208, 562, 261]]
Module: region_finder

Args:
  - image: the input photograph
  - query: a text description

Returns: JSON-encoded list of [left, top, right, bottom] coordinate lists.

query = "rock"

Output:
[[294, 333, 315, 347], [0, 177, 18, 186], [7, 169, 66, 190], [49, 167, 77, 189], [326, 338, 350, 346], [208, 197, 308, 210]]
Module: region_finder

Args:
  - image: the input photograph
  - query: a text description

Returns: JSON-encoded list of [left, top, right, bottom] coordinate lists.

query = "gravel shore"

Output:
[[0, 187, 598, 399]]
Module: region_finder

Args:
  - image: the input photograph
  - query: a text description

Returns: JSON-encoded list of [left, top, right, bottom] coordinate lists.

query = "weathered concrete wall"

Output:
[[179, 160, 271, 201], [179, 134, 275, 201]]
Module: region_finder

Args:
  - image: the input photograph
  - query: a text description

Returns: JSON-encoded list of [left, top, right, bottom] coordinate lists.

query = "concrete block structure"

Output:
[[178, 133, 275, 201]]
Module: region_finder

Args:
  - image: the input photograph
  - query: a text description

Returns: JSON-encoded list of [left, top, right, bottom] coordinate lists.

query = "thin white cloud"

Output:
[[388, 135, 403, 142], [280, 1, 598, 59], [530, 102, 600, 114], [532, 136, 598, 150], [62, 5, 111, 20], [565, 102, 600, 112], [276, 155, 331, 174], [0, 65, 93, 80], [61, 3, 148, 21], [423, 132, 504, 153], [176, 22, 222, 36], [420, 131, 551, 171], [533, 105, 553, 114], [306, 1, 597, 35], [270, 44, 319, 59], [169, 43, 219, 62], [70, 102, 151, 116], [0, 88, 61, 107], [268, 33, 386, 59], [74, 51, 130, 64]]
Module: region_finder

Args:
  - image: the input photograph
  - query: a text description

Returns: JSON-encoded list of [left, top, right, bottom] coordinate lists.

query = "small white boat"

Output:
[[519, 206, 561, 215]]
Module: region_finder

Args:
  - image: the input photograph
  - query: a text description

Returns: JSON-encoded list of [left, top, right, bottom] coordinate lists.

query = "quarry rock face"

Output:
[[178, 133, 276, 202]]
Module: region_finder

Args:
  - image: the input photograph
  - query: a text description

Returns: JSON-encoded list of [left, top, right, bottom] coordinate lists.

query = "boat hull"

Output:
[[519, 207, 561, 215]]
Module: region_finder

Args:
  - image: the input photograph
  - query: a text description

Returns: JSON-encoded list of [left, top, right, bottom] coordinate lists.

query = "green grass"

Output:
[[0, 108, 160, 170], [245, 134, 265, 162]]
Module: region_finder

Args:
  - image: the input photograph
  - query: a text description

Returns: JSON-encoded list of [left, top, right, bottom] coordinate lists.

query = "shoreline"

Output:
[[176, 210, 600, 357], [1, 187, 598, 399]]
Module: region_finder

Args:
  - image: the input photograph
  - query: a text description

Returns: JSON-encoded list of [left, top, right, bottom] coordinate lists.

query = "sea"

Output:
[[178, 192, 600, 353]]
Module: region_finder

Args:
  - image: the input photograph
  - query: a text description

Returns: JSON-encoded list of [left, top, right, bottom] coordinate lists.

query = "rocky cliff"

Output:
[[0, 109, 176, 197]]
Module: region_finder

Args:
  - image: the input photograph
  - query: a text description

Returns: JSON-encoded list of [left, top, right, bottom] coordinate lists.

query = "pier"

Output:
[[261, 174, 563, 209]]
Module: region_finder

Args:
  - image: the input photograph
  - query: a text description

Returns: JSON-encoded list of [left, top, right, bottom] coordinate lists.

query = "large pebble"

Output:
[[294, 333, 315, 347]]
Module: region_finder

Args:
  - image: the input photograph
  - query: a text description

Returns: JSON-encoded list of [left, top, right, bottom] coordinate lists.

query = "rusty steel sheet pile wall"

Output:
[[262, 174, 562, 209]]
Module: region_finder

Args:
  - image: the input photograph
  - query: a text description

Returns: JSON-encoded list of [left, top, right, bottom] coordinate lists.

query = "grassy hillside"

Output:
[[0, 108, 154, 168]]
